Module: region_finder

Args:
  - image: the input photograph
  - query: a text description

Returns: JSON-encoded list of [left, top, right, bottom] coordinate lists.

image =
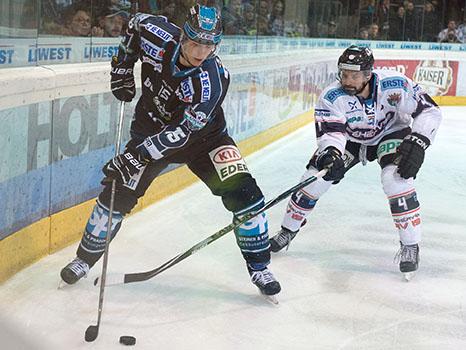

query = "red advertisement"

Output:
[[374, 59, 459, 96]]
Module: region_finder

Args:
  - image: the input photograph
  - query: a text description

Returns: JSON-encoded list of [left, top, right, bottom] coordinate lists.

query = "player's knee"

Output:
[[98, 183, 139, 215], [381, 164, 414, 197], [221, 175, 264, 213], [300, 165, 332, 198]]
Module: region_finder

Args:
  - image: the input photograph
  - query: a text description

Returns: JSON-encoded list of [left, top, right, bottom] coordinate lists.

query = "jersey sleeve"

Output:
[[114, 13, 155, 67], [400, 78, 442, 143], [314, 93, 347, 154]]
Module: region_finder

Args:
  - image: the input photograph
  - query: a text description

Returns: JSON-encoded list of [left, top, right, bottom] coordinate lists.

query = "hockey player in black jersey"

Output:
[[61, 5, 280, 297]]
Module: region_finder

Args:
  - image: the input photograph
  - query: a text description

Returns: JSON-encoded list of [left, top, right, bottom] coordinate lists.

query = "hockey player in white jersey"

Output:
[[270, 45, 442, 280]]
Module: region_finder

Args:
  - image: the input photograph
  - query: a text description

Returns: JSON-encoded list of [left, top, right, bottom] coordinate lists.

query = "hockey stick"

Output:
[[94, 168, 327, 287], [85, 101, 126, 342]]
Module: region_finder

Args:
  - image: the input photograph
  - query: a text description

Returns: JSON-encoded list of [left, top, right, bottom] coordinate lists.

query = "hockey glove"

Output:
[[316, 146, 345, 182], [110, 56, 136, 102], [102, 149, 147, 185], [395, 132, 430, 179]]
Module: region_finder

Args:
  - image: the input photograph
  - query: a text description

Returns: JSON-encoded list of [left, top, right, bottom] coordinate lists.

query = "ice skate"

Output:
[[248, 267, 281, 304], [270, 227, 299, 253], [60, 257, 90, 285], [394, 242, 419, 281]]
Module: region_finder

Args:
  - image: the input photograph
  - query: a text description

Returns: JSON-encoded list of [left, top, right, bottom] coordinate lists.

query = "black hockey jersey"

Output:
[[115, 13, 230, 160]]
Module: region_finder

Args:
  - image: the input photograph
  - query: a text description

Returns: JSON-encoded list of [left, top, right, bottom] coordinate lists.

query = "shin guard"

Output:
[[382, 165, 421, 245], [76, 200, 123, 266], [234, 200, 270, 270]]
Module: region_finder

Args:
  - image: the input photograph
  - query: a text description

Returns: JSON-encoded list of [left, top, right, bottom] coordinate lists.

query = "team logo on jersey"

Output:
[[377, 139, 402, 161], [209, 145, 249, 181], [348, 101, 358, 111], [200, 71, 211, 102], [184, 110, 207, 131], [387, 92, 401, 106], [176, 78, 194, 103], [144, 23, 173, 41], [141, 37, 165, 61], [324, 88, 346, 103], [380, 77, 408, 92]]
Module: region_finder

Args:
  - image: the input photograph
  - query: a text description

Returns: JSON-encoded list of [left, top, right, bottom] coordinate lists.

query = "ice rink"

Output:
[[1, 106, 465, 350]]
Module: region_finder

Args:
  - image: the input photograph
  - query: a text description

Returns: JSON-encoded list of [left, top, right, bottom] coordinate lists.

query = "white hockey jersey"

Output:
[[314, 69, 442, 154]]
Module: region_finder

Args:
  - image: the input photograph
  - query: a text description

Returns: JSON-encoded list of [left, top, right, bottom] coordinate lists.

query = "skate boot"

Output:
[[269, 227, 299, 253], [248, 265, 281, 304], [60, 257, 90, 285], [395, 242, 419, 281]]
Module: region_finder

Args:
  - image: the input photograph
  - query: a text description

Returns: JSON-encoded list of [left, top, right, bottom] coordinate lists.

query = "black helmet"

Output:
[[338, 45, 374, 71], [183, 5, 222, 46]]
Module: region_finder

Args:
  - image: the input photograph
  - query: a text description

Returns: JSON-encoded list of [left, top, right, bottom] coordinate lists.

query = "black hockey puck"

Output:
[[119, 335, 136, 346]]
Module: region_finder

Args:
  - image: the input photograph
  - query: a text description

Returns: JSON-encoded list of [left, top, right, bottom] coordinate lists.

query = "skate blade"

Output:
[[258, 290, 279, 305], [403, 271, 416, 281], [263, 294, 279, 305], [57, 279, 70, 290]]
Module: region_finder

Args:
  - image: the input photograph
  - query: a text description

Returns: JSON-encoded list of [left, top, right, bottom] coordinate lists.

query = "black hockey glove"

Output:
[[102, 149, 147, 185], [316, 146, 345, 182], [110, 56, 136, 102], [395, 133, 430, 179]]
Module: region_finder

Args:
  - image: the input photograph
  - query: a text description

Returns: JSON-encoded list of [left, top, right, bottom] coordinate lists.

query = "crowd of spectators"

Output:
[[15, 0, 466, 43], [355, 0, 466, 43], [221, 0, 308, 36]]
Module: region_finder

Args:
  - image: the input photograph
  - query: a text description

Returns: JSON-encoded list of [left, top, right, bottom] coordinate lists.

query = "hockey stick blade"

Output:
[[95, 169, 327, 286]]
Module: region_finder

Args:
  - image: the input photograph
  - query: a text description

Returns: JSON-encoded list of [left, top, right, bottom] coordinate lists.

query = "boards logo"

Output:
[[413, 60, 453, 96], [212, 146, 242, 164]]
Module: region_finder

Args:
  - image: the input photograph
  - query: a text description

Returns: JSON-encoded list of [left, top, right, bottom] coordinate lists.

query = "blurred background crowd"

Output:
[[1, 0, 465, 43]]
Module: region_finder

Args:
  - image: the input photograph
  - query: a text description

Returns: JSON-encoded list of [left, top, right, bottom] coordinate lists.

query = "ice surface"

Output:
[[1, 107, 465, 350]]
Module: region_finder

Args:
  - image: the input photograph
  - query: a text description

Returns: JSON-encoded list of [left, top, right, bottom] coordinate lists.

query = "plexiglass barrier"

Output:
[[1, 0, 466, 68]]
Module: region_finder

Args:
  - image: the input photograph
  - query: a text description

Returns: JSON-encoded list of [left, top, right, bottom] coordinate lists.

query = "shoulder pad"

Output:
[[128, 13, 153, 32]]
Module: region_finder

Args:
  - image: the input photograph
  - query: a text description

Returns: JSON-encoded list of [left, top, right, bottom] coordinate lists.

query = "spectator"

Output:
[[270, 0, 285, 36], [62, 6, 92, 36], [290, 22, 309, 37], [323, 20, 338, 38], [376, 0, 391, 39], [458, 22, 466, 42], [243, 3, 257, 36], [157, 0, 176, 22], [389, 6, 405, 41], [368, 23, 380, 40], [438, 20, 464, 43], [420, 2, 440, 42], [222, 0, 245, 35], [404, 1, 418, 41], [359, 27, 370, 40], [257, 0, 271, 35], [359, 0, 376, 29], [97, 9, 128, 37]]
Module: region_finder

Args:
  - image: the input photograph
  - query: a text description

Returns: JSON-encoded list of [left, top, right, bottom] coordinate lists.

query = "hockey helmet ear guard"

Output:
[[183, 5, 223, 46]]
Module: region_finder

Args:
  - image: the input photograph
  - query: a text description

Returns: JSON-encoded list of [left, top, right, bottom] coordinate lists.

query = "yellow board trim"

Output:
[[0, 110, 314, 283], [432, 96, 466, 106]]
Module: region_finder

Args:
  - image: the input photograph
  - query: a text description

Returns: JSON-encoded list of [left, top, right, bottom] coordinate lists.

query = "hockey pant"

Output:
[[281, 127, 421, 245], [77, 133, 270, 268]]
